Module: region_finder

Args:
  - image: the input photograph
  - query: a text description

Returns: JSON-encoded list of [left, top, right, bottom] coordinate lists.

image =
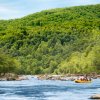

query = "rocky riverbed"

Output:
[[37, 74, 77, 81], [36, 74, 100, 81], [0, 73, 29, 81], [0, 73, 100, 81]]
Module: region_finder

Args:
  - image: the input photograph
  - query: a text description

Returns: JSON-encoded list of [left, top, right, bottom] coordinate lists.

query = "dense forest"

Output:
[[0, 4, 100, 75]]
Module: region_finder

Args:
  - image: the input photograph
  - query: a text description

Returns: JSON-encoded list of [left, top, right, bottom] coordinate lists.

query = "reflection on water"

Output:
[[0, 76, 100, 100]]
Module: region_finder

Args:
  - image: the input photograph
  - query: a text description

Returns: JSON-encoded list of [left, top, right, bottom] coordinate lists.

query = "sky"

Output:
[[0, 0, 100, 19]]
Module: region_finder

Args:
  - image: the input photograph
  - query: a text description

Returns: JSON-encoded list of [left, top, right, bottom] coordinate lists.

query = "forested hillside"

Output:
[[0, 4, 100, 74]]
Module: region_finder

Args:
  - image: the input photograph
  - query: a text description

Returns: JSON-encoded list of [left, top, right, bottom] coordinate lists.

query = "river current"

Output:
[[0, 76, 100, 100]]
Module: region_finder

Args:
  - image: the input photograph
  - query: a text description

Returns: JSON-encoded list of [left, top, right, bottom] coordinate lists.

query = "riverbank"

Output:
[[36, 74, 100, 81], [0, 73, 100, 81], [0, 73, 29, 81]]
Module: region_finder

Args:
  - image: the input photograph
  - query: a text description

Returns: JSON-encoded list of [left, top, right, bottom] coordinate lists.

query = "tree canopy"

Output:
[[0, 50, 20, 75], [0, 4, 100, 74]]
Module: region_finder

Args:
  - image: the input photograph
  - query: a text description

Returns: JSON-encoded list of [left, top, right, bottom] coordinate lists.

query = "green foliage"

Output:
[[0, 50, 20, 75], [0, 4, 100, 74]]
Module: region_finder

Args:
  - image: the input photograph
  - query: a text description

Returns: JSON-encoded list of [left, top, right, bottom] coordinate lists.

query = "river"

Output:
[[0, 76, 100, 100]]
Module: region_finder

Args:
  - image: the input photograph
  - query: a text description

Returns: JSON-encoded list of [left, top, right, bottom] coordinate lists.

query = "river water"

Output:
[[0, 76, 100, 100]]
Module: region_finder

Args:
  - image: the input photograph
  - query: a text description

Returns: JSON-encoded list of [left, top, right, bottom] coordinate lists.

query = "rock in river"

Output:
[[90, 94, 100, 99]]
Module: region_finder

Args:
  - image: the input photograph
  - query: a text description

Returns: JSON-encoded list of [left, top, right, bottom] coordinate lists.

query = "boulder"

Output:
[[0, 73, 18, 81], [90, 94, 100, 99], [16, 76, 29, 81]]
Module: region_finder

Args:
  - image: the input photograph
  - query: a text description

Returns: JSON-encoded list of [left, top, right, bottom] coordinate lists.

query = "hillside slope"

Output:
[[0, 4, 100, 74]]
